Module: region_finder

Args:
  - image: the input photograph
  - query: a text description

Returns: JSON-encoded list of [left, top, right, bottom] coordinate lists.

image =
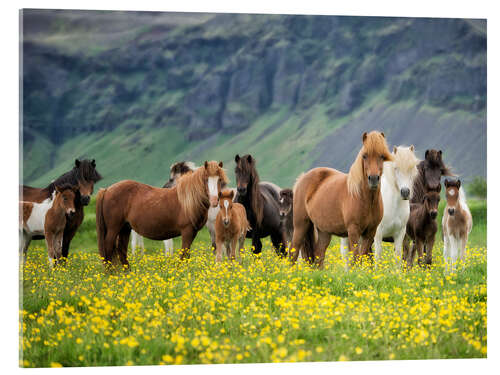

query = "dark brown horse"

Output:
[[234, 154, 287, 256], [20, 159, 102, 257], [411, 149, 453, 204], [96, 161, 227, 267], [290, 131, 393, 268], [403, 188, 441, 268]]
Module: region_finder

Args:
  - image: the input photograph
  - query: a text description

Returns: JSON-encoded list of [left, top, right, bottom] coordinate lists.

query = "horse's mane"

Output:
[[238, 155, 263, 226], [386, 146, 420, 187], [176, 161, 228, 226], [347, 132, 393, 196], [45, 160, 102, 194], [411, 150, 453, 203]]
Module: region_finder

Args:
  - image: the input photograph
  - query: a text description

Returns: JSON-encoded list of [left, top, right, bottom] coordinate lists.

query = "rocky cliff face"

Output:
[[21, 11, 486, 187]]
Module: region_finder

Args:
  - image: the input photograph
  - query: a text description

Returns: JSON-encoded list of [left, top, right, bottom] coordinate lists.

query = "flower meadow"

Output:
[[20, 237, 486, 368]]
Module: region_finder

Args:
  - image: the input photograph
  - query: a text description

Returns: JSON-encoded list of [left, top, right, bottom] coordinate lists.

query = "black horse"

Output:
[[234, 154, 287, 256], [21, 159, 102, 258]]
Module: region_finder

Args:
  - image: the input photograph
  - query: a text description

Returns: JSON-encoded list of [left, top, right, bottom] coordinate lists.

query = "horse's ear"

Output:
[[247, 155, 252, 163], [425, 150, 429, 159], [444, 179, 449, 187], [229, 190, 234, 200], [362, 132, 367, 143], [381, 132, 385, 138], [438, 150, 442, 157], [393, 146, 397, 154], [75, 159, 80, 167], [235, 154, 240, 163], [204, 161, 208, 169], [218, 161, 223, 168], [410, 145, 414, 152], [456, 179, 461, 189], [91, 159, 96, 167]]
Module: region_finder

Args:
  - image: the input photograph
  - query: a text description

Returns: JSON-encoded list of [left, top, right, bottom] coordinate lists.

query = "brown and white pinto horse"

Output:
[[290, 131, 393, 268], [96, 161, 228, 267], [21, 159, 102, 258]]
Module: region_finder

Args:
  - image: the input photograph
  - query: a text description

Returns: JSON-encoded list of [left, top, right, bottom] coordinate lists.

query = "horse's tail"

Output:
[[302, 224, 316, 263], [95, 188, 108, 260]]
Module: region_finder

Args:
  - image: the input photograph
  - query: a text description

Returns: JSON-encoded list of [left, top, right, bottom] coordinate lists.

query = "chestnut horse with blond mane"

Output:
[[290, 131, 393, 268], [96, 161, 228, 267]]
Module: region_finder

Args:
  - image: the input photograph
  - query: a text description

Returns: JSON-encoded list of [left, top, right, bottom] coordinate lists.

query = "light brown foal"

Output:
[[215, 190, 250, 262], [44, 185, 77, 266]]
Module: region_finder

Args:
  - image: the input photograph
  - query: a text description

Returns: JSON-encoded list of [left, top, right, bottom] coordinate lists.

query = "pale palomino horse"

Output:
[[442, 179, 473, 273], [340, 145, 419, 268]]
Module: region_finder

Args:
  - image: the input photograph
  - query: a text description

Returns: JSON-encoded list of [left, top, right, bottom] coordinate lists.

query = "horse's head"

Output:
[[218, 190, 235, 227], [164, 161, 196, 188], [279, 189, 293, 221], [204, 161, 228, 207], [423, 187, 441, 220], [360, 131, 393, 191], [74, 159, 102, 206], [444, 178, 461, 216], [392, 145, 419, 200], [423, 149, 452, 191], [234, 154, 257, 197], [55, 184, 78, 217]]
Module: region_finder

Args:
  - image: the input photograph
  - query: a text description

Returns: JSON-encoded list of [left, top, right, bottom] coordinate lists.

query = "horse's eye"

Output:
[[362, 154, 367, 160], [380, 155, 385, 161]]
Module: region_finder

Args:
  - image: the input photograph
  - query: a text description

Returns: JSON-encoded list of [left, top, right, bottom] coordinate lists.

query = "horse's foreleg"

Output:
[[270, 231, 286, 257], [180, 227, 196, 260], [360, 228, 376, 266], [229, 237, 239, 261], [20, 231, 31, 265], [415, 239, 425, 267], [424, 235, 435, 266], [393, 229, 406, 268], [252, 234, 262, 255], [62, 210, 83, 258], [373, 228, 384, 266], [347, 225, 361, 268], [131, 230, 137, 256], [164, 239, 174, 257], [238, 235, 245, 263], [313, 230, 331, 269], [340, 237, 349, 271]]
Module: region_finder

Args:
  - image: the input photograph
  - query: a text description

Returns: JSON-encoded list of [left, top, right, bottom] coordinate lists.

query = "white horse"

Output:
[[340, 145, 419, 269], [442, 179, 473, 273]]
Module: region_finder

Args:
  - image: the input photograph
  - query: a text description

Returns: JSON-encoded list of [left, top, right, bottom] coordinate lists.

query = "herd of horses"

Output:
[[19, 131, 472, 272]]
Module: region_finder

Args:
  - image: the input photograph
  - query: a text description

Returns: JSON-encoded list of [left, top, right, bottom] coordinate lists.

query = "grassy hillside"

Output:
[[21, 11, 486, 189]]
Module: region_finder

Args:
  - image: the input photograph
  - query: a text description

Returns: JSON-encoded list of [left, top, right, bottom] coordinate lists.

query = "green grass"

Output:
[[20, 197, 486, 367]]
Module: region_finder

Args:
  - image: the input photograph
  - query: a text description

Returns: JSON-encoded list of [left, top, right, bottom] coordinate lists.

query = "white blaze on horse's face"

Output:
[[223, 200, 230, 226], [208, 176, 219, 207]]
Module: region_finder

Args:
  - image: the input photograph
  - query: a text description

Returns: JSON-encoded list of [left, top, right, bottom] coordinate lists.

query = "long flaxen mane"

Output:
[[347, 131, 393, 196], [389, 145, 419, 184], [176, 161, 228, 226]]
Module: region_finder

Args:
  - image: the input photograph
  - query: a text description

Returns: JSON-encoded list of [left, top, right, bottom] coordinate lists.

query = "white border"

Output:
[[1, 1, 497, 374]]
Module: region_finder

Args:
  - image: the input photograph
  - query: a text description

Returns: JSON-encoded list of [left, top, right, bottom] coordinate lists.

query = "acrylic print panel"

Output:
[[20, 9, 486, 368]]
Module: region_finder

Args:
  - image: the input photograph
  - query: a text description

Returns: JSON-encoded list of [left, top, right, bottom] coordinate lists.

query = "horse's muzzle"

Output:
[[81, 195, 90, 206], [430, 210, 438, 219], [223, 218, 229, 227], [237, 187, 247, 196], [400, 187, 410, 200], [368, 175, 380, 190], [448, 207, 455, 216]]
